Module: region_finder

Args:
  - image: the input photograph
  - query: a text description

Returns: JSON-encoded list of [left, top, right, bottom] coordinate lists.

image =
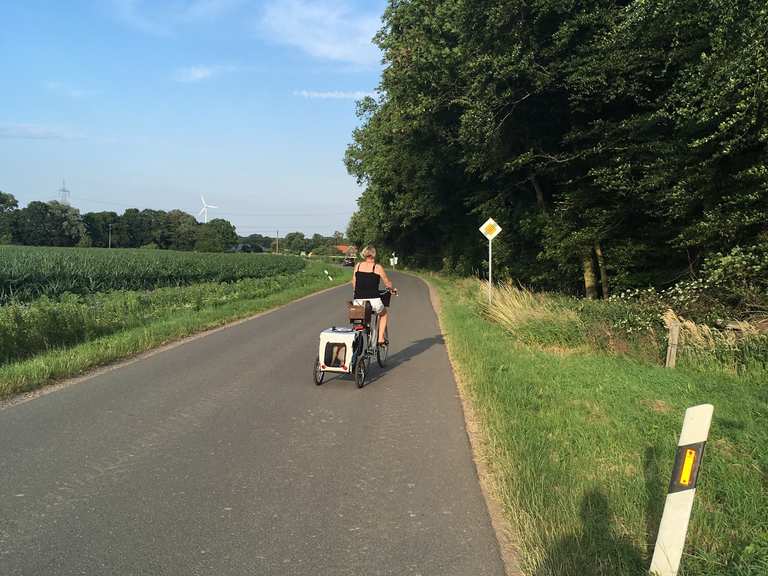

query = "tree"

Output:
[[346, 0, 768, 295], [0, 191, 18, 244], [13, 201, 88, 246], [195, 219, 238, 252], [239, 233, 273, 251], [166, 210, 199, 251], [83, 211, 120, 247], [282, 232, 309, 254]]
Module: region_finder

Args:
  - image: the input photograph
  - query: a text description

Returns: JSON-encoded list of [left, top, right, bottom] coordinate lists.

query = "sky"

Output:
[[0, 0, 387, 236]]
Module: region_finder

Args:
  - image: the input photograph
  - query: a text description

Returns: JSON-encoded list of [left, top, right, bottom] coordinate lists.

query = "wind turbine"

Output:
[[198, 195, 219, 224]]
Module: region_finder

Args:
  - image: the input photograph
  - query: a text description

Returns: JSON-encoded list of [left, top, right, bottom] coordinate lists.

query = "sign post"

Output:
[[479, 218, 501, 304], [649, 404, 714, 576]]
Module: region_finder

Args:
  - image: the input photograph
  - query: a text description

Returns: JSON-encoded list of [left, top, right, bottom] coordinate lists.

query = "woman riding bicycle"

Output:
[[352, 245, 396, 345]]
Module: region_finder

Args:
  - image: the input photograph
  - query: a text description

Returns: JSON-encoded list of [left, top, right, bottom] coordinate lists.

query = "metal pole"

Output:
[[488, 238, 493, 304], [108, 224, 112, 249], [276, 230, 279, 254]]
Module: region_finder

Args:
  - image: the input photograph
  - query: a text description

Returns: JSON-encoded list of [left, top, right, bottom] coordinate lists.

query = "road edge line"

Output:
[[411, 271, 522, 576], [1, 282, 345, 410]]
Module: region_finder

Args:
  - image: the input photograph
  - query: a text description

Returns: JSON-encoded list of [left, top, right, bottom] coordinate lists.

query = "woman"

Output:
[[352, 245, 396, 344]]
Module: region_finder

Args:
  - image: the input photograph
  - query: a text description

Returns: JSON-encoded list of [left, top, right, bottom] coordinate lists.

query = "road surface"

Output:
[[0, 272, 506, 575]]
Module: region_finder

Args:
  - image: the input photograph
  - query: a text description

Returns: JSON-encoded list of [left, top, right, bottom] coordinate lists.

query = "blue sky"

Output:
[[0, 0, 386, 236]]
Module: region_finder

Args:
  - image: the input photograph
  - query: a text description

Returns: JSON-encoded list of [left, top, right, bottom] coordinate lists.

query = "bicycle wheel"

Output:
[[313, 356, 324, 385], [376, 326, 389, 367], [354, 356, 367, 388]]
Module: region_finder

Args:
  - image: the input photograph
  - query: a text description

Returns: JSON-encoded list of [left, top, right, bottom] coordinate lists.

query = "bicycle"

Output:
[[313, 287, 396, 389]]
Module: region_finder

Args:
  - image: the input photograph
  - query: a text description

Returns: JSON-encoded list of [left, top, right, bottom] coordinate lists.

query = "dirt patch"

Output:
[[640, 399, 672, 413]]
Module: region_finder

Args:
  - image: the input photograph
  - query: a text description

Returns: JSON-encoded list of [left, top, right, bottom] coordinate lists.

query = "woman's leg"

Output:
[[378, 309, 388, 343]]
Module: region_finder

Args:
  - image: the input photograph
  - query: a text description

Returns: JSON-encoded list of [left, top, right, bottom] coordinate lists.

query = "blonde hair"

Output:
[[361, 245, 377, 259]]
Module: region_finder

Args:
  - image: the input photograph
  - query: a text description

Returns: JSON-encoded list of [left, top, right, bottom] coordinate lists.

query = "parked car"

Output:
[[342, 257, 356, 267]]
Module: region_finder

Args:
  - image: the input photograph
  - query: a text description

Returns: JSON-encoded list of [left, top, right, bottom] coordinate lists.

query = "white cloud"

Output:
[[172, 65, 238, 83], [260, 0, 382, 67], [182, 0, 247, 20], [46, 81, 99, 99], [0, 123, 84, 140], [110, 0, 170, 35], [173, 66, 216, 82], [294, 90, 375, 100], [109, 0, 245, 35]]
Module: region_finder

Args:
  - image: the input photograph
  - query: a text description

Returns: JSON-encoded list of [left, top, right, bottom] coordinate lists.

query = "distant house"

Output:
[[335, 244, 357, 258]]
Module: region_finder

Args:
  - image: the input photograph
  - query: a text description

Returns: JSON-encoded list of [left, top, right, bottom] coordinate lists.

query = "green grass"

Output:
[[0, 262, 350, 399], [427, 275, 768, 576], [0, 245, 305, 302]]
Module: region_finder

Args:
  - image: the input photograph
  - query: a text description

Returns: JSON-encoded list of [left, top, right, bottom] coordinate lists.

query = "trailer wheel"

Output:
[[313, 356, 325, 385], [354, 357, 367, 388]]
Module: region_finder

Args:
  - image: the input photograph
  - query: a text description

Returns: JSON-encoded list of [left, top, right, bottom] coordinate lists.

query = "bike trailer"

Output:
[[318, 327, 363, 374]]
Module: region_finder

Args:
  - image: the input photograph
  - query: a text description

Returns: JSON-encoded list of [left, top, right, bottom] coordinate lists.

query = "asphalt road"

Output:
[[0, 272, 506, 576]]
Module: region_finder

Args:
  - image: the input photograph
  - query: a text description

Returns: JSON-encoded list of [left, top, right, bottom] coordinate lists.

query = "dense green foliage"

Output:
[[347, 0, 768, 298], [432, 275, 768, 575], [0, 191, 19, 244], [0, 246, 305, 303], [0, 195, 241, 252], [0, 192, 348, 257]]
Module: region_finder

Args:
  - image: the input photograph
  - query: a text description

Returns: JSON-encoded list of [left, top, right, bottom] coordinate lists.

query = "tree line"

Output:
[[345, 0, 767, 297], [0, 192, 348, 255], [0, 192, 239, 252]]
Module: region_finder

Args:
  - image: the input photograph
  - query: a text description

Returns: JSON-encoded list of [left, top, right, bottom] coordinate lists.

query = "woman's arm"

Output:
[[352, 263, 358, 290], [377, 265, 393, 290]]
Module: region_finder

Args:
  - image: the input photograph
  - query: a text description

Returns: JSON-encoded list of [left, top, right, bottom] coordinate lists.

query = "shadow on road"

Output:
[[365, 335, 445, 385], [534, 488, 645, 576]]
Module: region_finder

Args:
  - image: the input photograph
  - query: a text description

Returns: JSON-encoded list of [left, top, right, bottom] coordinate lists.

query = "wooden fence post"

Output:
[[666, 321, 681, 368]]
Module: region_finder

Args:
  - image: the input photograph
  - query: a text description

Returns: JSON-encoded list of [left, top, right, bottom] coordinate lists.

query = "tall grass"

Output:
[[0, 273, 314, 366], [483, 280, 768, 373], [663, 310, 768, 372]]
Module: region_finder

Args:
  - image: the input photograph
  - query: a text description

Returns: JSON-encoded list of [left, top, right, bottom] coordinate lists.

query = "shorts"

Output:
[[353, 298, 384, 314]]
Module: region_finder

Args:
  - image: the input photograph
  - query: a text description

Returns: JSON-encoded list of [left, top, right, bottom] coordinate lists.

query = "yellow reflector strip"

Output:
[[679, 448, 697, 486]]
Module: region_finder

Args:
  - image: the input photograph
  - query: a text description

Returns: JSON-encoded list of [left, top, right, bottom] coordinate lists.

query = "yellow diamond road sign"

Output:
[[480, 218, 501, 241]]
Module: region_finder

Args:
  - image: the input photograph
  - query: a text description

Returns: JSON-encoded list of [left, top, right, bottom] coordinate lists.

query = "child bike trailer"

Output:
[[313, 326, 367, 388]]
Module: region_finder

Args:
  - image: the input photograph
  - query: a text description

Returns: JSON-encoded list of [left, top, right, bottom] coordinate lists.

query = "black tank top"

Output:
[[354, 262, 381, 299]]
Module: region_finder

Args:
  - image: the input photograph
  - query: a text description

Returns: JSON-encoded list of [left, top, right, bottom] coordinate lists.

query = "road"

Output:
[[0, 272, 506, 576]]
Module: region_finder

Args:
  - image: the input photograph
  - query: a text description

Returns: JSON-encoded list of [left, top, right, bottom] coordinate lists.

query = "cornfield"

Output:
[[0, 246, 305, 303]]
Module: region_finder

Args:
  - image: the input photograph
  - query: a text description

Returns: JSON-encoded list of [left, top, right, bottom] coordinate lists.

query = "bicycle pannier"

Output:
[[348, 301, 372, 325]]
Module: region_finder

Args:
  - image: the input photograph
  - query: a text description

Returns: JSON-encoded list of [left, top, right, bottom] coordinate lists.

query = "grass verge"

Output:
[[426, 274, 767, 576], [0, 261, 350, 400]]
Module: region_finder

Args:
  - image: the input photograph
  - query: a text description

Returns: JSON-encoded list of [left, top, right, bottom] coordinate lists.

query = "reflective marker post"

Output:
[[650, 404, 714, 576], [479, 218, 501, 304]]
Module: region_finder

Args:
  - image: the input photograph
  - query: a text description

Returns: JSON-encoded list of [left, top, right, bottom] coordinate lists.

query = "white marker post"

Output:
[[649, 404, 714, 576], [479, 218, 501, 304]]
